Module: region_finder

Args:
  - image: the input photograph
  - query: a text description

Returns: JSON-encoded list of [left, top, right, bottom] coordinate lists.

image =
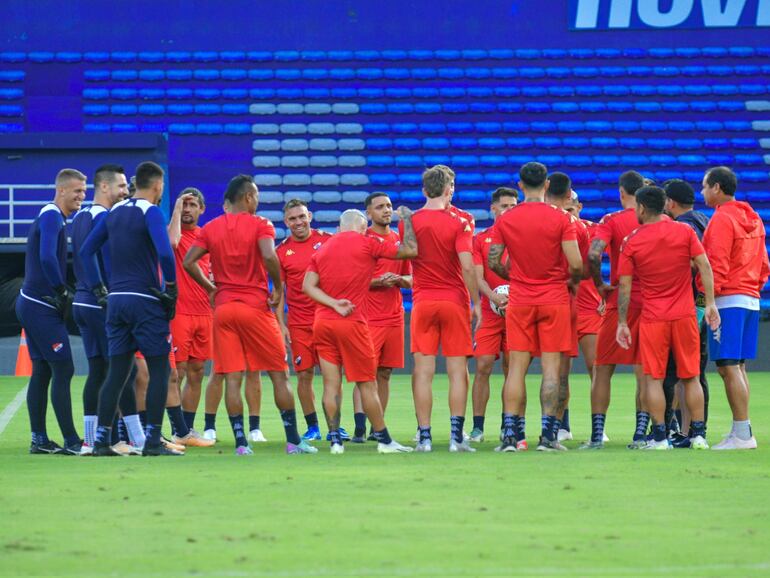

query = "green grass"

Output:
[[0, 372, 769, 577]]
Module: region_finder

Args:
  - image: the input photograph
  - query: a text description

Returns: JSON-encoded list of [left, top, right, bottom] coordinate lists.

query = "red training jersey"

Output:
[[449, 204, 476, 234], [576, 219, 602, 315], [402, 208, 474, 307], [473, 224, 509, 318], [193, 213, 275, 311], [491, 202, 577, 306], [618, 220, 705, 322], [173, 227, 212, 316], [594, 207, 643, 310], [308, 231, 400, 322], [276, 229, 332, 327], [365, 227, 411, 327], [701, 200, 770, 298]]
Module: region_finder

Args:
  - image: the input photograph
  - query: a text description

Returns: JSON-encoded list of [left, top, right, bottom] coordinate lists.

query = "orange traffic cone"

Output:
[[15, 330, 32, 377]]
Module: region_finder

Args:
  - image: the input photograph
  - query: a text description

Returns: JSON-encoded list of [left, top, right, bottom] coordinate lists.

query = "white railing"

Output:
[[0, 184, 92, 242]]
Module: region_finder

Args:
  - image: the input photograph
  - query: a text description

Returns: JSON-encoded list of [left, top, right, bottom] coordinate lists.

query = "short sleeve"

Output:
[[193, 224, 209, 250], [472, 235, 483, 266], [561, 213, 577, 242], [618, 239, 635, 277], [688, 226, 705, 258], [257, 217, 275, 240], [594, 215, 613, 247], [370, 235, 399, 259], [454, 218, 474, 254], [307, 251, 319, 274]]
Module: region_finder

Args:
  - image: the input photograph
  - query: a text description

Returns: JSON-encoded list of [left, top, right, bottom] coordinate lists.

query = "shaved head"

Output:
[[339, 209, 368, 233]]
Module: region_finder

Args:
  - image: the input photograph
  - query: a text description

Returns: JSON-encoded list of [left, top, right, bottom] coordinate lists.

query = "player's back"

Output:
[[621, 220, 701, 320], [72, 205, 108, 298], [408, 208, 472, 306], [105, 198, 165, 295], [198, 212, 274, 309], [494, 202, 575, 305], [596, 207, 643, 308], [310, 231, 398, 322], [22, 203, 66, 299]]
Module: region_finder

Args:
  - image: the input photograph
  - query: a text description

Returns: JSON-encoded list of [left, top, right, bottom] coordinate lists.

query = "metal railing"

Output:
[[0, 184, 92, 242]]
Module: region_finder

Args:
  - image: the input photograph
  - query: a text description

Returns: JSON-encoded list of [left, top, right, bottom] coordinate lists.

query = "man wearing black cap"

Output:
[[663, 179, 710, 446]]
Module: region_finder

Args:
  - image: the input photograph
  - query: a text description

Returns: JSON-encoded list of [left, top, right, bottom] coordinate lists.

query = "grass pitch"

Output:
[[0, 372, 768, 577]]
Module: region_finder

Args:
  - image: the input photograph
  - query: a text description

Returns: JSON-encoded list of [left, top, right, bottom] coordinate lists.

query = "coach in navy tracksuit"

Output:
[[15, 169, 86, 454], [81, 161, 179, 456]]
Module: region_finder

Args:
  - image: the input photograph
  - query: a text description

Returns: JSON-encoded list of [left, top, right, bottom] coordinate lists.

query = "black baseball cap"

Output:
[[664, 179, 695, 205]]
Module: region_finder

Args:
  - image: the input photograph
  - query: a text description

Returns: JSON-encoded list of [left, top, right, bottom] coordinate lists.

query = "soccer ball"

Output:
[[490, 284, 509, 317]]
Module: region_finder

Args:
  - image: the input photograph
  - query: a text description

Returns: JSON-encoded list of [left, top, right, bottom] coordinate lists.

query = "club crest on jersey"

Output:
[[313, 242, 322, 250], [485, 237, 492, 243], [52, 342, 63, 353], [295, 355, 302, 366]]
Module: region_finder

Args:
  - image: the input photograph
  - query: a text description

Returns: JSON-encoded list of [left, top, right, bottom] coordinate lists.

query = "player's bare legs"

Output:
[[471, 354, 495, 439], [180, 358, 206, 428], [411, 353, 435, 450], [376, 367, 392, 414], [579, 334, 597, 377], [243, 370, 266, 442], [318, 359, 345, 453], [536, 351, 565, 450], [134, 357, 148, 413], [296, 368, 316, 416], [718, 364, 749, 421], [203, 372, 224, 439]]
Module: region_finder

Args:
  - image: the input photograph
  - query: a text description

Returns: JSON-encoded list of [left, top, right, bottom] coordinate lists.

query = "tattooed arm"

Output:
[[588, 237, 614, 299], [395, 206, 417, 259], [615, 274, 633, 349], [487, 243, 509, 280]]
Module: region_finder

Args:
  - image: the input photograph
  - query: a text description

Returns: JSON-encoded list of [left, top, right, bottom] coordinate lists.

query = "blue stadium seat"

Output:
[[508, 155, 531, 166], [388, 103, 414, 114], [707, 65, 734, 76], [139, 104, 164, 115], [691, 102, 718, 113], [394, 138, 420, 150], [55, 51, 81, 63], [83, 88, 109, 100], [537, 155, 563, 167], [424, 155, 450, 165], [224, 123, 250, 135], [475, 122, 502, 133], [478, 137, 505, 149], [526, 103, 551, 113], [338, 155, 366, 167], [470, 103, 495, 113], [725, 121, 752, 131], [280, 139, 309, 151], [360, 103, 386, 114], [451, 138, 477, 149], [649, 155, 678, 166], [194, 104, 220, 115], [640, 121, 667, 132], [384, 68, 410, 80], [167, 123, 195, 135], [492, 68, 518, 79], [531, 121, 557, 133], [503, 122, 529, 133], [193, 51, 219, 62], [740, 84, 766, 95], [386, 88, 411, 99], [451, 155, 478, 168], [252, 156, 281, 168], [275, 88, 301, 99], [546, 67, 572, 79], [370, 173, 398, 186], [663, 102, 689, 113], [507, 137, 533, 149], [314, 191, 342, 203], [535, 137, 561, 149], [338, 138, 365, 151], [735, 65, 761, 76], [669, 121, 695, 131], [280, 156, 309, 168], [678, 154, 707, 166], [707, 154, 734, 165], [553, 102, 580, 113], [111, 123, 138, 132], [222, 104, 248, 115], [587, 121, 613, 132], [576, 86, 602, 97], [282, 174, 312, 186], [110, 104, 137, 115], [398, 174, 422, 186], [480, 155, 507, 167], [600, 66, 626, 77], [456, 173, 484, 185], [606, 102, 633, 113], [562, 137, 589, 149], [85, 70, 110, 81], [412, 87, 438, 98], [635, 102, 661, 113], [222, 69, 247, 81], [565, 155, 592, 167], [110, 51, 136, 62], [541, 49, 567, 59], [718, 101, 745, 111], [395, 155, 422, 167], [220, 51, 246, 62], [304, 103, 332, 114], [443, 103, 469, 113], [279, 123, 307, 135], [703, 138, 729, 150], [735, 154, 764, 165], [732, 138, 758, 149], [0, 104, 22, 116], [435, 49, 460, 60], [0, 52, 26, 63], [83, 104, 109, 115], [594, 155, 620, 166], [597, 172, 622, 184], [409, 50, 434, 60], [576, 189, 602, 203], [582, 102, 608, 113], [485, 173, 512, 185], [248, 70, 274, 80], [84, 123, 110, 132], [423, 138, 450, 150], [570, 171, 598, 184], [163, 69, 191, 81], [466, 68, 491, 79], [647, 138, 674, 150], [590, 137, 617, 149], [741, 172, 769, 183], [0, 87, 21, 100], [573, 67, 600, 78], [111, 70, 138, 81]]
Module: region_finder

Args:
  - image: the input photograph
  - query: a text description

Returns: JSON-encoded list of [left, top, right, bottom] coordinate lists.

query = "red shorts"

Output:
[[640, 316, 700, 380], [474, 313, 506, 357], [135, 335, 176, 369], [577, 311, 603, 339], [506, 303, 572, 355], [370, 324, 405, 368], [595, 307, 642, 366], [170, 313, 212, 363], [313, 318, 376, 383], [288, 325, 317, 373], [213, 301, 287, 373], [410, 300, 473, 357]]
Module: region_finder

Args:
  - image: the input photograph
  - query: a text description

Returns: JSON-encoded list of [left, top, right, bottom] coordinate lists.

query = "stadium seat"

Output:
[[0, 104, 22, 116], [535, 137, 561, 149], [252, 156, 281, 168], [0, 52, 26, 63], [395, 155, 422, 167], [342, 190, 370, 204], [562, 137, 589, 149], [279, 123, 307, 135], [276, 103, 303, 114], [139, 104, 164, 115], [314, 191, 342, 203], [279, 156, 309, 168], [531, 121, 557, 133], [274, 50, 300, 62], [340, 174, 369, 186], [84, 123, 110, 132], [167, 70, 193, 81], [248, 70, 274, 80], [282, 174, 312, 186], [224, 123, 250, 135], [507, 137, 534, 149], [338, 156, 366, 167], [451, 155, 478, 168], [168, 123, 195, 135], [423, 138, 450, 150]]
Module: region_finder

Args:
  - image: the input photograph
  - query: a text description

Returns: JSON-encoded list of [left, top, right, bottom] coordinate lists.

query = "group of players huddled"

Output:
[[16, 160, 768, 456]]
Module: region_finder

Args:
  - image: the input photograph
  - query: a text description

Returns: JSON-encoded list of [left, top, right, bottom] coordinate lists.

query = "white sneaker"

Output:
[[377, 440, 414, 454], [330, 443, 345, 455], [80, 444, 94, 456], [557, 429, 573, 442], [202, 429, 217, 442], [603, 432, 610, 442], [112, 441, 142, 456], [249, 429, 267, 443], [414, 439, 432, 452], [449, 438, 476, 453], [462, 430, 470, 441], [642, 439, 671, 451], [690, 435, 709, 450], [712, 433, 757, 450], [412, 429, 420, 443]]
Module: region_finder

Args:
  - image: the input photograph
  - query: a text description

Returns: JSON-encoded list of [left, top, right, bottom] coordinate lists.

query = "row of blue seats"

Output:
[[83, 84, 770, 101], [253, 189, 770, 205], [0, 89, 22, 99], [252, 173, 369, 187], [363, 122, 755, 135], [365, 135, 760, 150], [83, 100, 753, 116], [83, 64, 770, 82], [84, 122, 252, 135], [355, 101, 750, 115], [3, 46, 767, 63], [0, 123, 22, 132], [367, 171, 770, 187], [363, 154, 768, 168]]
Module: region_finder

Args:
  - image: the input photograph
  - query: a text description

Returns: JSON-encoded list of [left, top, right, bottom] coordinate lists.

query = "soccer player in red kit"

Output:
[[349, 192, 413, 443], [406, 165, 479, 453], [544, 173, 591, 445], [302, 208, 417, 454], [583, 170, 649, 449], [167, 188, 217, 445], [275, 199, 333, 441], [183, 175, 316, 455], [469, 187, 518, 444], [489, 162, 583, 452], [616, 186, 720, 450]]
